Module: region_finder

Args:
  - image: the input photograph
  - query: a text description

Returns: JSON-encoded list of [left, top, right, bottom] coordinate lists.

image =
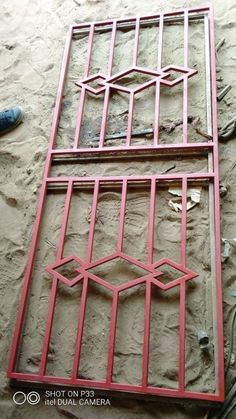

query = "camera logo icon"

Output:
[[13, 391, 40, 405]]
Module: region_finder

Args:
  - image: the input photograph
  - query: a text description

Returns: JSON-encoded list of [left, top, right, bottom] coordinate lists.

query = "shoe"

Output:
[[0, 106, 24, 136]]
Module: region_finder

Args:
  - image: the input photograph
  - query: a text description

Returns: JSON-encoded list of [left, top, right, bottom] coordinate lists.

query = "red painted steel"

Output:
[[7, 5, 224, 403]]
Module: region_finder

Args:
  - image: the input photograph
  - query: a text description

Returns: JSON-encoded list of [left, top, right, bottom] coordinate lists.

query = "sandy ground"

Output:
[[0, 0, 236, 418]]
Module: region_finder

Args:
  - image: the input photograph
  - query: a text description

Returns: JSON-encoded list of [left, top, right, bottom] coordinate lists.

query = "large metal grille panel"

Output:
[[8, 5, 224, 402]]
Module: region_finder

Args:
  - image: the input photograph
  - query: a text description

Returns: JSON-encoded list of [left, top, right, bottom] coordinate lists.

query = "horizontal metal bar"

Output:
[[46, 173, 214, 184], [51, 150, 210, 164], [47, 180, 211, 192], [50, 143, 214, 158], [73, 15, 206, 36], [72, 9, 208, 33]]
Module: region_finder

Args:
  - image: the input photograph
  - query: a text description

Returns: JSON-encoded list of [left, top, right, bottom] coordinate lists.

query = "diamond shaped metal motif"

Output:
[[160, 65, 197, 87], [46, 253, 197, 291], [75, 72, 107, 95], [104, 66, 169, 94], [152, 258, 198, 290], [75, 65, 197, 96], [87, 252, 162, 290], [46, 255, 84, 287]]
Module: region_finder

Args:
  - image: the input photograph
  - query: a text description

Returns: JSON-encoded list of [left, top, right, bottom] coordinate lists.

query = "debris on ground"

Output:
[[168, 186, 201, 212], [219, 116, 236, 140], [216, 37, 225, 52], [217, 85, 232, 101], [221, 238, 236, 262]]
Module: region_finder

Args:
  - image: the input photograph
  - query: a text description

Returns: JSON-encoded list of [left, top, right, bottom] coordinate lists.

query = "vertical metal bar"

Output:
[[126, 91, 134, 146], [157, 13, 164, 69], [204, 16, 212, 136], [39, 180, 73, 376], [72, 275, 89, 380], [125, 18, 141, 147], [147, 179, 156, 264], [74, 24, 95, 149], [99, 21, 117, 148], [99, 86, 110, 148], [73, 86, 86, 149], [153, 81, 160, 146], [180, 177, 187, 266], [84, 24, 95, 78], [106, 290, 118, 384], [108, 20, 117, 76], [39, 276, 58, 377], [86, 180, 99, 263], [154, 14, 164, 145], [208, 5, 225, 400], [56, 181, 73, 260], [142, 179, 156, 386], [204, 12, 215, 368], [179, 176, 187, 391], [142, 280, 151, 387], [179, 281, 186, 393], [204, 10, 221, 400], [117, 179, 128, 252], [183, 10, 189, 144], [133, 17, 140, 66], [50, 25, 73, 150], [7, 181, 48, 374]]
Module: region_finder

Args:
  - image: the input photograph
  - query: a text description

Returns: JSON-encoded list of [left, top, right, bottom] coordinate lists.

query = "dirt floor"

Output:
[[0, 0, 236, 418]]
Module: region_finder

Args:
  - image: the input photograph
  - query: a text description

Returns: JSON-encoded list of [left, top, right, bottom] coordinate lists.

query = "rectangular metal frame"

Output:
[[48, 5, 214, 155], [7, 5, 224, 403]]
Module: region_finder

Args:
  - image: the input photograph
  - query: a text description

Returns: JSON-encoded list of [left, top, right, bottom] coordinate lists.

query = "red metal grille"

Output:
[[7, 5, 224, 403]]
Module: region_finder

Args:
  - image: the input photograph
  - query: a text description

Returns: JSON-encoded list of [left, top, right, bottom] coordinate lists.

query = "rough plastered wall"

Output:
[[0, 0, 236, 418]]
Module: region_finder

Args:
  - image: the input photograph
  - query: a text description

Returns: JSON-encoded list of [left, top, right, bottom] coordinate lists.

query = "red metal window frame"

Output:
[[7, 5, 224, 403], [50, 4, 217, 156]]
